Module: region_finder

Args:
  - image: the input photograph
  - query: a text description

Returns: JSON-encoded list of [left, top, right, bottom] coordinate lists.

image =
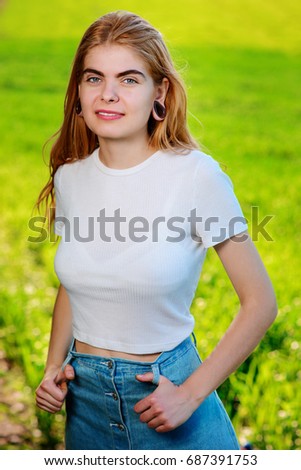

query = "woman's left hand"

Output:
[[134, 372, 198, 433]]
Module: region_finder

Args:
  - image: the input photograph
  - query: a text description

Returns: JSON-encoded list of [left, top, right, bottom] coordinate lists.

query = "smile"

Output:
[[96, 110, 124, 120]]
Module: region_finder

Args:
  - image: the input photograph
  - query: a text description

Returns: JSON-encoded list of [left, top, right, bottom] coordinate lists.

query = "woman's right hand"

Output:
[[35, 364, 75, 413]]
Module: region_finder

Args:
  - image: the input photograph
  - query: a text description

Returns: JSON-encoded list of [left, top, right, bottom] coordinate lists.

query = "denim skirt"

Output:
[[63, 334, 240, 450]]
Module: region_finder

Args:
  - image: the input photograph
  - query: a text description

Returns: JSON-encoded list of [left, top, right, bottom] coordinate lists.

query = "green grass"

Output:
[[1, 0, 301, 450]]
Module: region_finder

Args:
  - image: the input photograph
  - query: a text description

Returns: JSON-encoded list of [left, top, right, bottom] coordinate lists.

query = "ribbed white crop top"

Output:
[[54, 148, 248, 353]]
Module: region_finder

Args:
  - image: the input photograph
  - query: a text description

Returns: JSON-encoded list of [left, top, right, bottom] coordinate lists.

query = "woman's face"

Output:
[[78, 44, 168, 145]]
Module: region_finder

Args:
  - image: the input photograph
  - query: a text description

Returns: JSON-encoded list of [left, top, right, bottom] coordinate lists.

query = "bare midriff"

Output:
[[75, 339, 162, 362]]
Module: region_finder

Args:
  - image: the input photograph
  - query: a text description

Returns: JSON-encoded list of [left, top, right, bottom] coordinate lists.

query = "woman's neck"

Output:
[[97, 137, 157, 170]]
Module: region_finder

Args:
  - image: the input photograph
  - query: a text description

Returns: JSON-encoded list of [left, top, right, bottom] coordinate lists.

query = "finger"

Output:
[[134, 397, 152, 414], [146, 416, 163, 429], [36, 382, 66, 404], [58, 381, 67, 392], [40, 383, 66, 402], [36, 402, 61, 413], [64, 364, 75, 380], [36, 388, 64, 408], [56, 364, 75, 385], [136, 373, 168, 387], [155, 424, 169, 433], [36, 397, 63, 413], [139, 407, 158, 423], [135, 372, 154, 383], [142, 418, 172, 433], [37, 403, 60, 414], [36, 394, 64, 408]]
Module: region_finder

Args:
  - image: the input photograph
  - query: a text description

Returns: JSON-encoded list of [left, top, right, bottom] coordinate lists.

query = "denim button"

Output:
[[107, 360, 113, 369], [112, 392, 118, 401], [118, 424, 125, 431]]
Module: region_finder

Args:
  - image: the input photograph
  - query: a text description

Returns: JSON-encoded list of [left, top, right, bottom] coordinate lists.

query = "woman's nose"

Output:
[[100, 81, 119, 103]]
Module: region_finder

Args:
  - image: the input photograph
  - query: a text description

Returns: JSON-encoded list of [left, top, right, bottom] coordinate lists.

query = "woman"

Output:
[[35, 11, 277, 450]]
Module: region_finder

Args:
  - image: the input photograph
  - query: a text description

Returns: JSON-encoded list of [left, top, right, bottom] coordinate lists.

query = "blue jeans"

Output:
[[63, 334, 239, 450]]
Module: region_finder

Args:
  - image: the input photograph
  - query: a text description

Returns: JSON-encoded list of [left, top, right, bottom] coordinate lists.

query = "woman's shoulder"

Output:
[[164, 147, 234, 194], [163, 146, 221, 174], [54, 149, 97, 183]]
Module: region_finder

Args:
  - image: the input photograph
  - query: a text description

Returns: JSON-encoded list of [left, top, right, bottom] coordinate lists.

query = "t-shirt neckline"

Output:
[[92, 147, 162, 176]]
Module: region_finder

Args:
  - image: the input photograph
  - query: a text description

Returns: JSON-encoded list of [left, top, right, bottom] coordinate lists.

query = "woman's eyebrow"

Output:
[[82, 68, 146, 79]]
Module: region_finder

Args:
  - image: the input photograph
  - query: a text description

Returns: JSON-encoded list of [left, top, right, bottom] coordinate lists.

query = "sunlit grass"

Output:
[[1, 0, 300, 53]]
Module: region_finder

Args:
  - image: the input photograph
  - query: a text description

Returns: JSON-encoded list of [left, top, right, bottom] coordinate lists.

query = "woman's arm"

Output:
[[45, 284, 73, 372], [134, 231, 277, 432], [35, 284, 75, 413], [183, 231, 277, 404]]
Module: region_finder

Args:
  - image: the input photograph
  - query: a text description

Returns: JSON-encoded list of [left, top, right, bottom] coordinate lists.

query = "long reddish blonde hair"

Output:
[[36, 10, 199, 220]]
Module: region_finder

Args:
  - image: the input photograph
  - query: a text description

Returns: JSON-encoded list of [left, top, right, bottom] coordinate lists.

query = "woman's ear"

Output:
[[155, 77, 169, 103], [152, 78, 169, 121]]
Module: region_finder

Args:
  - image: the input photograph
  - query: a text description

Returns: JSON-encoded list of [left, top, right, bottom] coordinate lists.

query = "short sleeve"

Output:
[[54, 166, 65, 236], [192, 157, 248, 248]]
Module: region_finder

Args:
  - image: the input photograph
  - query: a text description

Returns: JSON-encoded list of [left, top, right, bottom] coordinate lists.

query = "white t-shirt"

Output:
[[54, 147, 248, 353]]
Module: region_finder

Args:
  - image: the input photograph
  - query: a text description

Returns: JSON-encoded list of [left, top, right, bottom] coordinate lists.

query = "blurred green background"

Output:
[[0, 0, 300, 450]]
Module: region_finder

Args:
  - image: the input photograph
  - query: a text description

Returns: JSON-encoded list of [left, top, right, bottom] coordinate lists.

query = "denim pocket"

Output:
[[159, 343, 202, 386]]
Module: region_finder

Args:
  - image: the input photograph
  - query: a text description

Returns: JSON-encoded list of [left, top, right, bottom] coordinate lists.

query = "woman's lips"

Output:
[[95, 109, 124, 120]]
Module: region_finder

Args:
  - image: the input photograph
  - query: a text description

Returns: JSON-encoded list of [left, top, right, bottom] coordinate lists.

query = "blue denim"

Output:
[[63, 334, 240, 450]]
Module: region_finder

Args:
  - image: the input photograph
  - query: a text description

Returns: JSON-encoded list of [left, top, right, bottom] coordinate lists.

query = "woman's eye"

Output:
[[123, 78, 138, 84], [87, 76, 101, 84]]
